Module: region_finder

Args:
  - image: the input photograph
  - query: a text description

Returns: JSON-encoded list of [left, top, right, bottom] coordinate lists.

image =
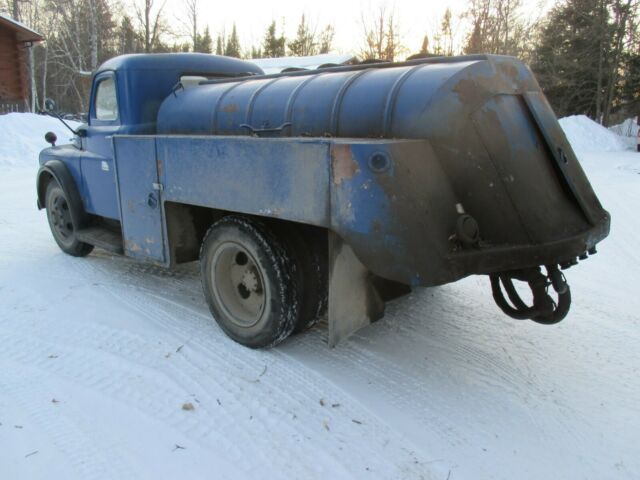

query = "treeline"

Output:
[[2, 0, 638, 125]]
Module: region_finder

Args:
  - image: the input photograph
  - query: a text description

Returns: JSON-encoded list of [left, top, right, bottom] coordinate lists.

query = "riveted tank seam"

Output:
[[211, 79, 251, 134], [382, 64, 425, 137], [330, 69, 371, 136], [284, 74, 322, 136], [245, 77, 283, 128]]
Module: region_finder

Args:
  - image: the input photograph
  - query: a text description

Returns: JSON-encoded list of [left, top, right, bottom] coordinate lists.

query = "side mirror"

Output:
[[44, 131, 57, 146], [44, 98, 56, 112], [76, 126, 88, 138]]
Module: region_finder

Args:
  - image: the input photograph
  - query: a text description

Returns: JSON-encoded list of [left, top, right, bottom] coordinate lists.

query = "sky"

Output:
[[166, 0, 553, 57]]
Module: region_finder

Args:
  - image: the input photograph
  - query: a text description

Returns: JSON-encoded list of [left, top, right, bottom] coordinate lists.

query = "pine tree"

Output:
[[318, 24, 334, 54], [419, 34, 429, 55], [250, 46, 263, 58], [288, 14, 315, 56], [532, 0, 612, 119], [196, 26, 212, 53], [224, 23, 241, 57], [118, 15, 141, 54], [215, 34, 224, 55], [262, 21, 286, 57]]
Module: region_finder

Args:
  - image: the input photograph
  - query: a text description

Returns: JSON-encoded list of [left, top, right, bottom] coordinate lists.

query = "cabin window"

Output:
[[95, 77, 118, 121]]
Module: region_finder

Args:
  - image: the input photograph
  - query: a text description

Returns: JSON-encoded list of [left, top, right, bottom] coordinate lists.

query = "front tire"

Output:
[[200, 216, 300, 348], [45, 181, 93, 257]]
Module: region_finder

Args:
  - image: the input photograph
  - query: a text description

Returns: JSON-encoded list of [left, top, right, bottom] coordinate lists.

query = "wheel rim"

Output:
[[48, 192, 74, 245], [211, 242, 268, 328]]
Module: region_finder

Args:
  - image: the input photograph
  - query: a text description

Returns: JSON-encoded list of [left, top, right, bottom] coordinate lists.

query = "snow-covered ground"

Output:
[[0, 113, 639, 480]]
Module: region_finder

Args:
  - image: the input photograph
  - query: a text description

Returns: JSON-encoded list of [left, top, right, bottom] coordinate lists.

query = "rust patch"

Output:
[[452, 77, 483, 105], [497, 61, 519, 82], [331, 144, 359, 185], [222, 103, 238, 113]]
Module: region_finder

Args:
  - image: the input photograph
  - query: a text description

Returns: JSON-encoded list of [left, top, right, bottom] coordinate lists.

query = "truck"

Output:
[[37, 53, 610, 348]]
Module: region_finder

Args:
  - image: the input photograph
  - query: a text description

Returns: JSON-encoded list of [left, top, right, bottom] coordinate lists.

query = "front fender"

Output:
[[36, 159, 88, 228]]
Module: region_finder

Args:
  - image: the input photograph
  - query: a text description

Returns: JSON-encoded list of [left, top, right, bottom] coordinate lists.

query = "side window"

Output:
[[95, 77, 118, 121]]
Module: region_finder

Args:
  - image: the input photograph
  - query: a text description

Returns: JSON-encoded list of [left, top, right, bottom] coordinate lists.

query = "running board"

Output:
[[76, 226, 124, 254]]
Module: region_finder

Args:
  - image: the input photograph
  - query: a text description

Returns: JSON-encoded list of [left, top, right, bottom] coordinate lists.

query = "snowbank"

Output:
[[609, 117, 639, 137], [609, 117, 638, 150], [559, 115, 630, 154], [0, 113, 79, 168]]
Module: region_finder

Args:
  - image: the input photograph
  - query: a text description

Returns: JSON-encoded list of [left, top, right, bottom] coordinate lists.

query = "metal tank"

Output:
[[158, 54, 607, 258], [156, 54, 610, 327]]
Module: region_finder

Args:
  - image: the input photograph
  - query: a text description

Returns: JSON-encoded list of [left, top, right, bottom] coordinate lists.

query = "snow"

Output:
[[610, 117, 639, 138], [559, 114, 631, 154], [609, 118, 639, 150], [250, 54, 356, 74], [1, 112, 639, 479], [0, 113, 79, 168]]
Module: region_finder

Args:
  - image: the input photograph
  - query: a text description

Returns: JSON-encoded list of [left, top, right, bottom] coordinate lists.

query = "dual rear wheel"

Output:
[[200, 216, 327, 348]]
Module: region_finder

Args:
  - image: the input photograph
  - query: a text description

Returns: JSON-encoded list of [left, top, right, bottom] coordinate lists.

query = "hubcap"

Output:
[[211, 242, 268, 328], [48, 193, 74, 243]]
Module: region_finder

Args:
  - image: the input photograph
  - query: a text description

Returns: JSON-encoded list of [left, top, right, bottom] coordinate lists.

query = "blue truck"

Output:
[[37, 53, 610, 348]]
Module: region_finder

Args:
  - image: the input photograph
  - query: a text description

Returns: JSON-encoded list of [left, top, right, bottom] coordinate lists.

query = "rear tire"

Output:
[[284, 226, 328, 333], [45, 181, 93, 257], [200, 216, 300, 348]]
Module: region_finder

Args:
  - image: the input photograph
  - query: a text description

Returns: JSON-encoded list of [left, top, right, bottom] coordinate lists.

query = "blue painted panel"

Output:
[[157, 136, 331, 226], [113, 136, 166, 263]]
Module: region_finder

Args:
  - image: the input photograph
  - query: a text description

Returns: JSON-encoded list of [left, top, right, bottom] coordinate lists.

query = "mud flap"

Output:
[[328, 232, 385, 347]]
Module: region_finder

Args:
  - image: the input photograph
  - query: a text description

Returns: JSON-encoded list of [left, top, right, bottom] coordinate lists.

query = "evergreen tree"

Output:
[[530, 0, 638, 122], [215, 34, 224, 55], [118, 15, 141, 54], [250, 45, 263, 58], [419, 34, 429, 55], [224, 23, 241, 57], [262, 21, 286, 57], [196, 26, 212, 53], [288, 14, 315, 56], [318, 24, 334, 54]]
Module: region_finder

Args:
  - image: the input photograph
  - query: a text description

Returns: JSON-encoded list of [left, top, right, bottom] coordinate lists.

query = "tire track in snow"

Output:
[[27, 253, 439, 479], [279, 284, 583, 451], [0, 365, 140, 480]]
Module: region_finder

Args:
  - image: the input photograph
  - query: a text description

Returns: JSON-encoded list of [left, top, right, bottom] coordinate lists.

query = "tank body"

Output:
[[157, 55, 608, 261], [158, 57, 532, 140]]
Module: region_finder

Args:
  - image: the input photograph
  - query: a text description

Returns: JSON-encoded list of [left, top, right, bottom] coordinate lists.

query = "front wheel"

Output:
[[45, 181, 93, 257], [200, 216, 300, 348]]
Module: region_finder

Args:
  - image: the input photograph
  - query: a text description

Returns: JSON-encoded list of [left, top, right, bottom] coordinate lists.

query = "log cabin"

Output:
[[0, 13, 42, 114]]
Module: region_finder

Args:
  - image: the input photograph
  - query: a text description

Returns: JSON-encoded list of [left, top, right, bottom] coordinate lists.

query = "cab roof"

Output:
[[98, 53, 264, 76]]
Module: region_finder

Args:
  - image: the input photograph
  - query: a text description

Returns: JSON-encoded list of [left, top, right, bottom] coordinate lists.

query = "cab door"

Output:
[[81, 71, 121, 220]]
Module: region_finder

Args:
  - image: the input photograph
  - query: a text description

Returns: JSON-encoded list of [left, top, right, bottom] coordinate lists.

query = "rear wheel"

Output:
[[284, 226, 328, 333], [45, 181, 93, 257], [200, 216, 300, 348]]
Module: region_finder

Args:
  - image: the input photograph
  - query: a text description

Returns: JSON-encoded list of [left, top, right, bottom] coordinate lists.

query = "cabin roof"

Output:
[[0, 13, 43, 43]]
